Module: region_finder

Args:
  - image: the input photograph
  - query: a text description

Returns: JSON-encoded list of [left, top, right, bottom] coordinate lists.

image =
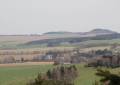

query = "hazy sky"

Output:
[[0, 0, 120, 34]]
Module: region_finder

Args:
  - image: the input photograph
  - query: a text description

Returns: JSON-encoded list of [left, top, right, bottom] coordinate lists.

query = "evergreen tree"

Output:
[[96, 69, 120, 85]]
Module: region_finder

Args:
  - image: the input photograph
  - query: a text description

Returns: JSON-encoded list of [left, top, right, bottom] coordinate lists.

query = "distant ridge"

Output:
[[43, 31, 73, 35], [24, 28, 119, 46], [89, 28, 116, 34], [0, 28, 117, 36], [43, 28, 117, 37]]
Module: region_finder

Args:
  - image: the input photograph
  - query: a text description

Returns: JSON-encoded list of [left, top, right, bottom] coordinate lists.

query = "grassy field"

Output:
[[0, 64, 119, 85], [75, 65, 99, 85], [0, 65, 53, 85], [0, 64, 100, 85]]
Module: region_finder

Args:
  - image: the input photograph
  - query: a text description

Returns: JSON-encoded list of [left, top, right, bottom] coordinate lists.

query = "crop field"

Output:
[[0, 64, 119, 85]]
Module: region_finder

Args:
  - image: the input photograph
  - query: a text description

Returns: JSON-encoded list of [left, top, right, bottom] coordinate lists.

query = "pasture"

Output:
[[0, 63, 119, 85]]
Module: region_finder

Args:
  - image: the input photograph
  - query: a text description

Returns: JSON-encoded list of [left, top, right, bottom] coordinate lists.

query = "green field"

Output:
[[0, 64, 119, 85], [0, 65, 53, 85]]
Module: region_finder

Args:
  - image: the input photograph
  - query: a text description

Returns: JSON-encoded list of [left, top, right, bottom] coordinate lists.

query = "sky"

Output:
[[0, 0, 120, 34]]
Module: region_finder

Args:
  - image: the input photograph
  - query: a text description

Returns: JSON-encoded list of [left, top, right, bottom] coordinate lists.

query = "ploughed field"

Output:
[[0, 64, 119, 85]]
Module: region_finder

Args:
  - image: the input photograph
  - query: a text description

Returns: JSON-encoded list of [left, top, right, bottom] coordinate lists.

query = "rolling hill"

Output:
[[0, 28, 118, 49], [43, 28, 117, 38], [25, 29, 119, 47]]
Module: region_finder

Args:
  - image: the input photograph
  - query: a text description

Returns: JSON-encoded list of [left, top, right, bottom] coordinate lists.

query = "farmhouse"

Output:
[[101, 55, 120, 67], [42, 54, 53, 60], [88, 54, 120, 68]]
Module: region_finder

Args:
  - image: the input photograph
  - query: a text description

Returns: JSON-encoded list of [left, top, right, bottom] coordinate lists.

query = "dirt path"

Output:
[[0, 62, 54, 67]]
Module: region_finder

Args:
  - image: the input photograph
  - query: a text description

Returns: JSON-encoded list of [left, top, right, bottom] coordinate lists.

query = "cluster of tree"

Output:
[[0, 57, 25, 64], [87, 55, 120, 68], [87, 49, 120, 68], [93, 69, 120, 85], [0, 51, 42, 55], [27, 65, 78, 85], [94, 49, 112, 56], [0, 56, 16, 63]]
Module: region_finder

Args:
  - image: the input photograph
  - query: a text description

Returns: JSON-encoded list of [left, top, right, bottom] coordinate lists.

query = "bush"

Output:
[[95, 69, 120, 85], [27, 65, 78, 85]]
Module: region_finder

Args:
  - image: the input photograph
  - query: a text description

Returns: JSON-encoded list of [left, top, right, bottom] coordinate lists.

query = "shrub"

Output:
[[27, 65, 78, 85], [95, 69, 120, 85]]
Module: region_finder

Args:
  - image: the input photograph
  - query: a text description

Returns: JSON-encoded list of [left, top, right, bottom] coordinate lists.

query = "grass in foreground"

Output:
[[0, 65, 53, 85], [0, 64, 119, 85]]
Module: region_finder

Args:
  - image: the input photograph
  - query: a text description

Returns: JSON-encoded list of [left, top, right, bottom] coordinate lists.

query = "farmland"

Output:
[[0, 34, 120, 49], [0, 63, 119, 85], [0, 0, 120, 83], [0, 33, 120, 85]]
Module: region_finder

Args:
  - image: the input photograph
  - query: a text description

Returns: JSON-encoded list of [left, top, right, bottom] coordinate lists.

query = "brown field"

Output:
[[0, 62, 54, 67], [0, 34, 76, 44], [0, 46, 74, 52], [0, 35, 50, 43]]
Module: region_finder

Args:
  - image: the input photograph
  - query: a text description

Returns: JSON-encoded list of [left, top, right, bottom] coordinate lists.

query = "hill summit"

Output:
[[43, 28, 117, 37], [90, 28, 117, 34]]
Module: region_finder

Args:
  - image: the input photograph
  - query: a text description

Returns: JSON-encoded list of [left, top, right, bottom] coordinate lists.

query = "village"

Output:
[[0, 48, 120, 68]]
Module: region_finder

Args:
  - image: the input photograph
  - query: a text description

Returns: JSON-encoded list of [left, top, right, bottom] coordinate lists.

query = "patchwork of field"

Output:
[[0, 35, 120, 85], [0, 35, 82, 49], [0, 34, 119, 52], [0, 35, 120, 49], [0, 64, 119, 85]]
